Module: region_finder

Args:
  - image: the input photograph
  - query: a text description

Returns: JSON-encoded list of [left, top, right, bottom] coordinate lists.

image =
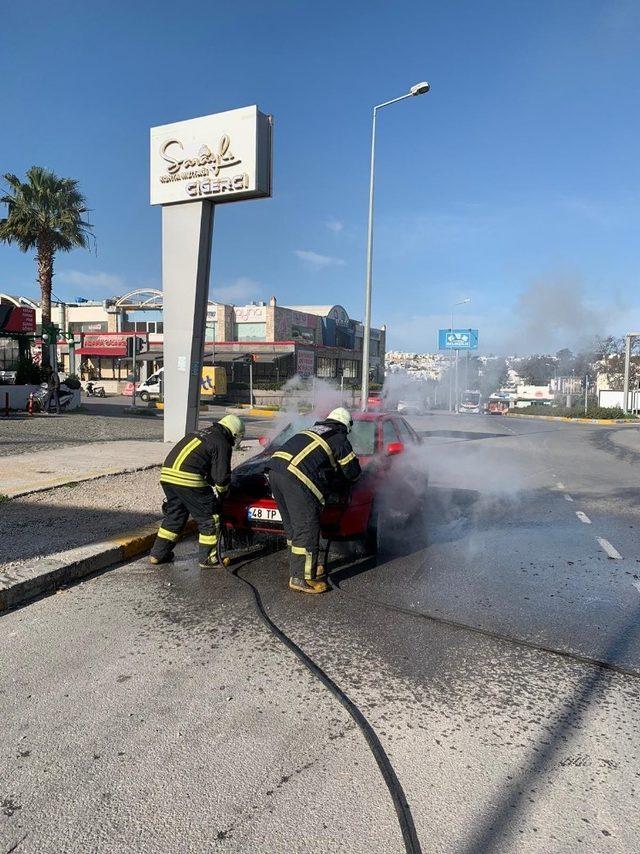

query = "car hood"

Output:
[[231, 450, 374, 493]]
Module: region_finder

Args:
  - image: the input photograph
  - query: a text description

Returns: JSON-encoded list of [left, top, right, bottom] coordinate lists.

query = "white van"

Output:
[[136, 366, 227, 401]]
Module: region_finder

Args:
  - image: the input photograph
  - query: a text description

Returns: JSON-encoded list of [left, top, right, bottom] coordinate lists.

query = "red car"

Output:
[[367, 391, 385, 410], [222, 411, 427, 552]]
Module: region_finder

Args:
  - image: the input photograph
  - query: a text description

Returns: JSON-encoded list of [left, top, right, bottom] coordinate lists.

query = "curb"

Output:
[[225, 406, 278, 417], [506, 413, 640, 425], [0, 520, 197, 613]]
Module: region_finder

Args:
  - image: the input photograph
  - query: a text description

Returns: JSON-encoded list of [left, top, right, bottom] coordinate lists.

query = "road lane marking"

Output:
[[556, 481, 566, 490], [575, 511, 591, 524], [597, 538, 622, 560], [564, 494, 574, 502]]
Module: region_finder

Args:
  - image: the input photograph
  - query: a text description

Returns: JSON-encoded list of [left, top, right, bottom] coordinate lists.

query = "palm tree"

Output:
[[0, 166, 94, 365]]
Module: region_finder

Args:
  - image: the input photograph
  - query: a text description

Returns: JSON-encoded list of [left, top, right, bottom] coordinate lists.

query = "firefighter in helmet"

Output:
[[149, 415, 245, 568], [266, 407, 361, 594]]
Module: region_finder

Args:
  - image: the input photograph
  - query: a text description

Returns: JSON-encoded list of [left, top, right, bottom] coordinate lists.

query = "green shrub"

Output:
[[15, 356, 43, 385], [62, 373, 81, 390], [520, 403, 636, 420]]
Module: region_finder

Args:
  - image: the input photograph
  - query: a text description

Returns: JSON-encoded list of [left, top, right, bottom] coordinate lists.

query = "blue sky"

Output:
[[1, 0, 639, 354]]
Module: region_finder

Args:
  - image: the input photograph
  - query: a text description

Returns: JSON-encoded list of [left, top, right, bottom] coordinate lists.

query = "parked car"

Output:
[[222, 411, 428, 553], [367, 391, 385, 410], [397, 399, 427, 416]]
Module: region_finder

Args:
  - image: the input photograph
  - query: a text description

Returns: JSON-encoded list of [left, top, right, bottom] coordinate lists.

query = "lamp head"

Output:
[[410, 81, 430, 96]]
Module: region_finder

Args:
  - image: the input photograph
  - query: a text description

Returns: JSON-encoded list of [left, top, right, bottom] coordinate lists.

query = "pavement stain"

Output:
[[1, 797, 22, 817]]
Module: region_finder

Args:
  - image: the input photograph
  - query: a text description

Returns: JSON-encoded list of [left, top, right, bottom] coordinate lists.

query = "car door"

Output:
[[394, 416, 419, 447]]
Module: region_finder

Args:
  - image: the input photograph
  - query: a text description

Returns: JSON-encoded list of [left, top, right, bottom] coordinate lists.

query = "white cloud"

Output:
[[210, 277, 262, 304], [325, 218, 344, 234], [294, 250, 346, 271], [57, 269, 124, 290]]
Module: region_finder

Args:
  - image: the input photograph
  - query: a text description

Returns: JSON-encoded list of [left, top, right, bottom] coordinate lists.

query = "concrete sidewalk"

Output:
[[0, 440, 167, 498], [0, 440, 262, 612]]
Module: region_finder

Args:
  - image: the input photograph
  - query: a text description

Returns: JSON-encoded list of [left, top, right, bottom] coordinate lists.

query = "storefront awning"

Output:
[[203, 350, 293, 365]]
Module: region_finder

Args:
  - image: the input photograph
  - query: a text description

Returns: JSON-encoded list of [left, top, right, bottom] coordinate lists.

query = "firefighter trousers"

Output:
[[150, 483, 221, 563], [269, 468, 321, 581]]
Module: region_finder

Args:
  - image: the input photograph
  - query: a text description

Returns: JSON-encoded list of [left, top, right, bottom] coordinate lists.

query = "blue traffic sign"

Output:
[[438, 328, 478, 350]]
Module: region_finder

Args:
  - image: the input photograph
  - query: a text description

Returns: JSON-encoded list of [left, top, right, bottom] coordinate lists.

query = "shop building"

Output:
[[0, 291, 385, 390]]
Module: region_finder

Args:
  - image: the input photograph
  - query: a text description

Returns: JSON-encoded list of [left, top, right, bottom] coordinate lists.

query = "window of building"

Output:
[[339, 359, 358, 379], [135, 321, 154, 333], [316, 357, 337, 378], [0, 338, 20, 372], [234, 322, 266, 341]]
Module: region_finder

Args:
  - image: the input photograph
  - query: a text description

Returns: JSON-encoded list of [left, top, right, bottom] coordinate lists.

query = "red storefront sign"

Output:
[[76, 332, 147, 357], [0, 306, 36, 333]]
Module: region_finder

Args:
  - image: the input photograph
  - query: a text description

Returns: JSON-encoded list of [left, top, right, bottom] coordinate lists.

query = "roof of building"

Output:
[[0, 293, 38, 308], [282, 305, 337, 317]]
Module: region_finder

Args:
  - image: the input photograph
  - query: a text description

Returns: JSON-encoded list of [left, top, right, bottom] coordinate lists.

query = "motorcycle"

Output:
[[32, 382, 75, 413], [85, 381, 106, 398]]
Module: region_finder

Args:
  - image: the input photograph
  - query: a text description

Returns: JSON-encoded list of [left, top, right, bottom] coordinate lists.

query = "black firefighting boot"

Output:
[[149, 553, 174, 566]]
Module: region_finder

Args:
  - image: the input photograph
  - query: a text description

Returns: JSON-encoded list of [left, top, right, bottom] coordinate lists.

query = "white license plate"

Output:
[[247, 506, 282, 522]]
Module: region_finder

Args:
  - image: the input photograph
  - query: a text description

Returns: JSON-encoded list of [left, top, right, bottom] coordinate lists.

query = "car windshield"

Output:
[[349, 421, 376, 456], [267, 419, 376, 457]]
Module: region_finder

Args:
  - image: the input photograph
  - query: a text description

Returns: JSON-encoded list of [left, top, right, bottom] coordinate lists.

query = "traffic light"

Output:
[[126, 335, 145, 358]]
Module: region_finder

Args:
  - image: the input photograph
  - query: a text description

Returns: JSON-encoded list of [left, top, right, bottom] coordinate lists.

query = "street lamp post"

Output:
[[361, 81, 430, 411], [623, 333, 640, 413], [449, 298, 470, 412]]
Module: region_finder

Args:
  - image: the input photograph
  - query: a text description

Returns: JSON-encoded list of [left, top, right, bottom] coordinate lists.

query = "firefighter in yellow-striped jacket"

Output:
[[149, 415, 245, 568], [266, 407, 361, 594]]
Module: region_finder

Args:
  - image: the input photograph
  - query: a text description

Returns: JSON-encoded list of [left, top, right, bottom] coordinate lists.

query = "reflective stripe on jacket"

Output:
[[266, 419, 361, 504], [160, 423, 233, 491]]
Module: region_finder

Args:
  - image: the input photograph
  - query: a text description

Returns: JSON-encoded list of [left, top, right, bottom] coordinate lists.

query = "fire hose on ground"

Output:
[[220, 543, 422, 854]]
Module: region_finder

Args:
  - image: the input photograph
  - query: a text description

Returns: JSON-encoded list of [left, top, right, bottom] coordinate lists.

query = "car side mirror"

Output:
[[259, 436, 269, 446], [386, 441, 404, 456]]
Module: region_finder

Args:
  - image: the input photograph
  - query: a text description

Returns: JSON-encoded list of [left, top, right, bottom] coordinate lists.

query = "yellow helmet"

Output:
[[219, 414, 245, 445]]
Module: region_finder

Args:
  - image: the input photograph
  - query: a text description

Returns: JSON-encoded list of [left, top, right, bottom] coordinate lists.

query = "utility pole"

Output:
[[454, 349, 459, 412], [360, 81, 430, 412], [131, 336, 138, 407], [623, 334, 632, 414], [584, 374, 588, 416]]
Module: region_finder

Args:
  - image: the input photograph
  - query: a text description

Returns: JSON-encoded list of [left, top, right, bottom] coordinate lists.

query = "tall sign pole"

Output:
[[150, 106, 272, 442]]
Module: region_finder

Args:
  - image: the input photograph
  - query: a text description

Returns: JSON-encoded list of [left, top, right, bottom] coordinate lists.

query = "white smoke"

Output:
[[266, 375, 350, 442]]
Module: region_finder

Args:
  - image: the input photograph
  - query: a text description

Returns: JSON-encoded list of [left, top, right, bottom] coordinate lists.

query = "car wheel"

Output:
[[139, 391, 150, 402], [365, 502, 396, 556]]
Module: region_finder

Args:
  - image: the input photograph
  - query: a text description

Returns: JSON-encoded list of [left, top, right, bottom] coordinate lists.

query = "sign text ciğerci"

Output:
[[159, 134, 249, 198]]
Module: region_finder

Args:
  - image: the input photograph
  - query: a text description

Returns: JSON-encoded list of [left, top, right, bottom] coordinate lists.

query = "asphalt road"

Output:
[[2, 414, 640, 853]]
